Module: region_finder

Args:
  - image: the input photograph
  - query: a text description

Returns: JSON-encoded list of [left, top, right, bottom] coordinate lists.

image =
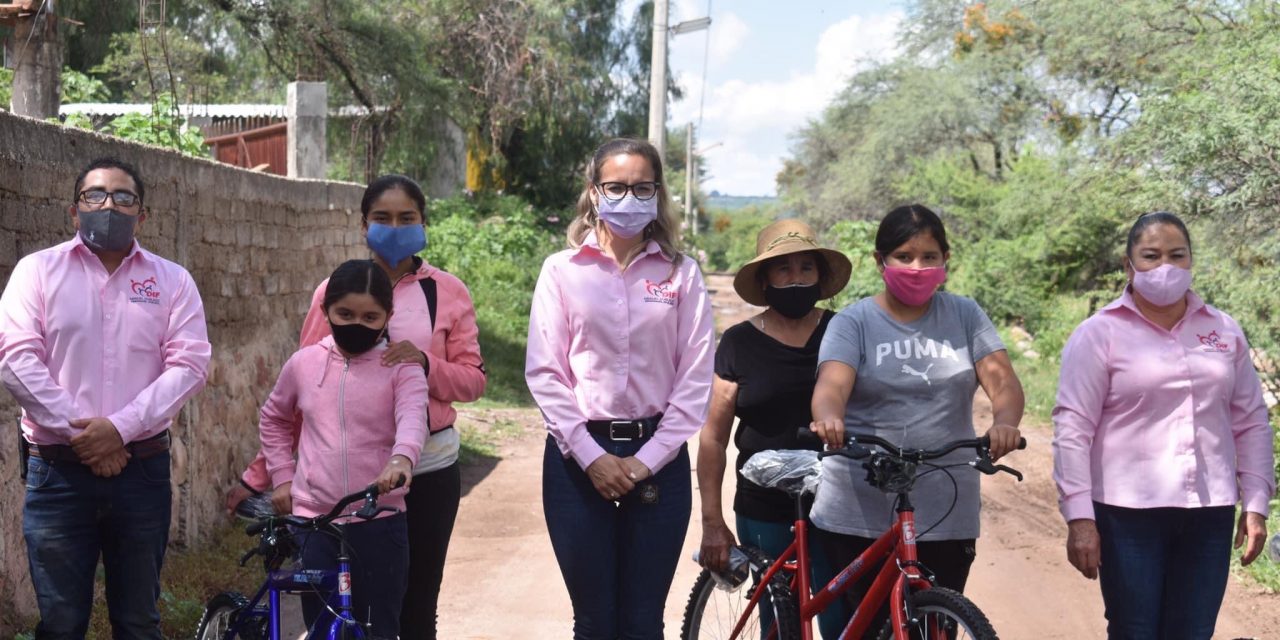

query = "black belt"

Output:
[[28, 430, 171, 464], [585, 414, 662, 441]]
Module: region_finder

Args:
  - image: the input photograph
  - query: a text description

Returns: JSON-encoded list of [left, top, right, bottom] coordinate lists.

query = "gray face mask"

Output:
[[78, 209, 138, 252]]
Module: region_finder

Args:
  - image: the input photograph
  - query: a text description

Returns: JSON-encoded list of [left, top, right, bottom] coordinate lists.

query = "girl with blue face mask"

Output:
[[363, 177, 430, 273]]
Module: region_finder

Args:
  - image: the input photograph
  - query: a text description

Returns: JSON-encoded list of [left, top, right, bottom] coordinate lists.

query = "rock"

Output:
[[1010, 326, 1033, 343]]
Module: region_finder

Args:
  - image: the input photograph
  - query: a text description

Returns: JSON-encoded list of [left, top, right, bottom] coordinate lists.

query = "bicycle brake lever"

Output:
[[972, 457, 1024, 481], [970, 457, 998, 475], [239, 548, 257, 567], [995, 464, 1024, 482]]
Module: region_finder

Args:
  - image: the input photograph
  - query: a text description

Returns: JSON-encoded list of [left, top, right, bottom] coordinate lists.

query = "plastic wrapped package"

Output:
[[740, 449, 822, 497]]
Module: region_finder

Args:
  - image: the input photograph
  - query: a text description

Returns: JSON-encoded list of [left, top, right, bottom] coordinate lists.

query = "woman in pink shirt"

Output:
[[526, 138, 715, 639], [259, 259, 428, 637], [1053, 212, 1274, 640]]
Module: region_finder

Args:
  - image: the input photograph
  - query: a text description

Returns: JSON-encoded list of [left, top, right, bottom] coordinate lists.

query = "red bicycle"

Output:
[[681, 431, 1024, 640]]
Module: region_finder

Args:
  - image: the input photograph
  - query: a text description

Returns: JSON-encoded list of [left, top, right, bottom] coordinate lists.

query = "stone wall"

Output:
[[0, 111, 368, 629]]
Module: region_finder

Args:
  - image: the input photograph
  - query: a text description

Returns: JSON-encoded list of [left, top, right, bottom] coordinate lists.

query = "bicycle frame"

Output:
[[220, 540, 369, 640], [727, 497, 930, 640]]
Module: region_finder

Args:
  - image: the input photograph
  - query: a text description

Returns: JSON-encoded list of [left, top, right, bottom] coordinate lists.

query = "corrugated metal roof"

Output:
[[60, 103, 383, 118]]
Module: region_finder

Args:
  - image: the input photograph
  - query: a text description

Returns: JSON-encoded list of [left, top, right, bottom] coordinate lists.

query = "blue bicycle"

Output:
[[195, 482, 401, 640]]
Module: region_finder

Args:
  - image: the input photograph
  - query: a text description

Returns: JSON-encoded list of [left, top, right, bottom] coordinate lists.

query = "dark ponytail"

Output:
[[322, 260, 394, 314], [875, 204, 950, 257], [1126, 211, 1191, 259]]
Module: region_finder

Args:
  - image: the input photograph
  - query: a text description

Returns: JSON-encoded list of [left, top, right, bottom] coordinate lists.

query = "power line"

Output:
[[697, 0, 711, 129], [10, 0, 51, 74]]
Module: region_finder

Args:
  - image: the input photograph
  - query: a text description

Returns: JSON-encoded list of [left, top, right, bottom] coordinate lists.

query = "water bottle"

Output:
[[1268, 532, 1280, 565], [692, 546, 752, 591]]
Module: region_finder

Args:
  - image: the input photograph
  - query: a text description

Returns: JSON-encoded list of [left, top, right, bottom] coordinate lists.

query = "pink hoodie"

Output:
[[241, 259, 485, 489], [259, 335, 429, 518]]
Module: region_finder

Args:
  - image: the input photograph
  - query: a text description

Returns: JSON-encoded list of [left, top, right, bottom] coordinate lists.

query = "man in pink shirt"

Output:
[[0, 157, 211, 639]]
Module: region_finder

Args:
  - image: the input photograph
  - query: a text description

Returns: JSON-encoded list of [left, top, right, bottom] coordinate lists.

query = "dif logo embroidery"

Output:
[[643, 279, 677, 306], [1198, 330, 1231, 353], [129, 276, 162, 305]]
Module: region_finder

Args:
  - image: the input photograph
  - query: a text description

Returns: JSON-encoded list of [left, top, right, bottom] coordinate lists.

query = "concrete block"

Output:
[[287, 82, 328, 179]]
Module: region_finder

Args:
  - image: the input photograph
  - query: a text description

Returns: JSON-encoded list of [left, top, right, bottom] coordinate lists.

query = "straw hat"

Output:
[[732, 219, 853, 306]]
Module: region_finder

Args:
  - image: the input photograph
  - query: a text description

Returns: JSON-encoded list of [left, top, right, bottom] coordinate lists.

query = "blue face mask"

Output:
[[367, 223, 427, 266]]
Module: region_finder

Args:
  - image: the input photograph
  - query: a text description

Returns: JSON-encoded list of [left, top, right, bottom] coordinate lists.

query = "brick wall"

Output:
[[0, 111, 368, 628]]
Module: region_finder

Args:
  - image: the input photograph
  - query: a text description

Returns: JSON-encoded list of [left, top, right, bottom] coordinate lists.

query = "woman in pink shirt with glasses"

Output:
[[526, 138, 715, 639], [1053, 211, 1275, 640]]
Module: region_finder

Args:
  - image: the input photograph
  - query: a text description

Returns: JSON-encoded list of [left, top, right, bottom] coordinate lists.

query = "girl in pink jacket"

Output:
[[259, 259, 429, 637]]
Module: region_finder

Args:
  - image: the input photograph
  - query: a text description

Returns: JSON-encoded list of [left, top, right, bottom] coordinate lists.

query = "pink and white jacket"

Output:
[[259, 335, 429, 519], [242, 258, 484, 488]]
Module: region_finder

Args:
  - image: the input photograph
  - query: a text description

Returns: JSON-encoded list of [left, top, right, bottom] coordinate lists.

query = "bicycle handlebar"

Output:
[[795, 428, 1026, 481], [244, 476, 407, 537]]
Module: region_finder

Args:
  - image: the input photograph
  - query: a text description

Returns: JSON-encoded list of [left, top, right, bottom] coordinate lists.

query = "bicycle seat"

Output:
[[741, 449, 822, 497]]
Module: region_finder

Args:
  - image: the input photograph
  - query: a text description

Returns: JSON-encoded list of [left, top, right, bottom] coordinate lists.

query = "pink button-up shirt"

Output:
[[1052, 288, 1274, 522], [525, 233, 714, 473], [0, 236, 211, 445]]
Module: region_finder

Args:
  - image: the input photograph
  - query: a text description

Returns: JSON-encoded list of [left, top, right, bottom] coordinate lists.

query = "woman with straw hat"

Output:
[[697, 218, 853, 638]]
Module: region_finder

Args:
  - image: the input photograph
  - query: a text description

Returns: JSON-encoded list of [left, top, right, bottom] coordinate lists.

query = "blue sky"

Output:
[[641, 0, 907, 196]]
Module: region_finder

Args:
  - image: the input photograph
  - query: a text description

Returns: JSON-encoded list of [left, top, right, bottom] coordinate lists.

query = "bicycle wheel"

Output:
[[195, 592, 269, 640], [681, 545, 800, 640], [875, 587, 997, 640]]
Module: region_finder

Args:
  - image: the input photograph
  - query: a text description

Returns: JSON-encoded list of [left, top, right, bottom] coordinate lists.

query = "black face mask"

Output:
[[78, 208, 138, 252], [329, 321, 385, 355], [764, 283, 821, 319]]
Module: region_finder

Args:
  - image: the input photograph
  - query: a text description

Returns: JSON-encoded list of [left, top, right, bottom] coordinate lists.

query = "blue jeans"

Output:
[[23, 452, 172, 640], [736, 515, 845, 640], [543, 434, 692, 640], [297, 512, 409, 639], [1094, 502, 1234, 640]]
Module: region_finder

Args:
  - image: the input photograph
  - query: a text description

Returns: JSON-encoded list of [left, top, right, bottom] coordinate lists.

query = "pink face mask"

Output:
[[883, 265, 947, 307], [1131, 263, 1192, 306]]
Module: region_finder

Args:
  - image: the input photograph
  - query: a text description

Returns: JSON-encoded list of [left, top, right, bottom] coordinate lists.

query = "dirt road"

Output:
[[437, 274, 1280, 639]]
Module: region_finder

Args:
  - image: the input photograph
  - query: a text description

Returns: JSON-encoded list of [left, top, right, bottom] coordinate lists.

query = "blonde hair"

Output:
[[567, 138, 683, 271]]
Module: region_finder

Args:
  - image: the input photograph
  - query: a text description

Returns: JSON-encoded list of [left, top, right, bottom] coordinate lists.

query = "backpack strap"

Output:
[[417, 276, 439, 434], [419, 277, 437, 333]]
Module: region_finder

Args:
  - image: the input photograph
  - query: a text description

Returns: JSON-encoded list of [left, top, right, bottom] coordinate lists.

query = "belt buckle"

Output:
[[608, 420, 636, 441]]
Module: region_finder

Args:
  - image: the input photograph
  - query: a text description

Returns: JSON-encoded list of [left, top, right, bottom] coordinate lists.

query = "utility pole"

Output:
[[6, 0, 62, 119], [685, 122, 694, 235], [647, 0, 669, 159]]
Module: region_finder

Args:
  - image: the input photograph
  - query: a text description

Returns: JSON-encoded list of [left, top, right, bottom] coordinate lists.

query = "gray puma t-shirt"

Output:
[[811, 292, 1005, 540]]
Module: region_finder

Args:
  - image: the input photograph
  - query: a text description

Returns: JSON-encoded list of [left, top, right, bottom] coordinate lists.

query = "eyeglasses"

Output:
[[78, 189, 140, 208], [596, 181, 661, 202]]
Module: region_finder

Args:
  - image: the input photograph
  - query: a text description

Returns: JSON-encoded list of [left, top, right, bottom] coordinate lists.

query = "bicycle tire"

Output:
[[194, 592, 266, 640], [680, 545, 800, 640], [875, 587, 997, 640]]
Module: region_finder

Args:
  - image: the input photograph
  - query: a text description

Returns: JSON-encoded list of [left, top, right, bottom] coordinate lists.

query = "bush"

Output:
[[825, 219, 882, 311], [423, 194, 563, 405], [683, 205, 777, 273], [102, 93, 207, 156]]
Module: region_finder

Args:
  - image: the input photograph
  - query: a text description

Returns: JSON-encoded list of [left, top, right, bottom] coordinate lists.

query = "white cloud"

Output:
[[708, 13, 749, 67], [673, 0, 704, 23], [673, 11, 903, 195]]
